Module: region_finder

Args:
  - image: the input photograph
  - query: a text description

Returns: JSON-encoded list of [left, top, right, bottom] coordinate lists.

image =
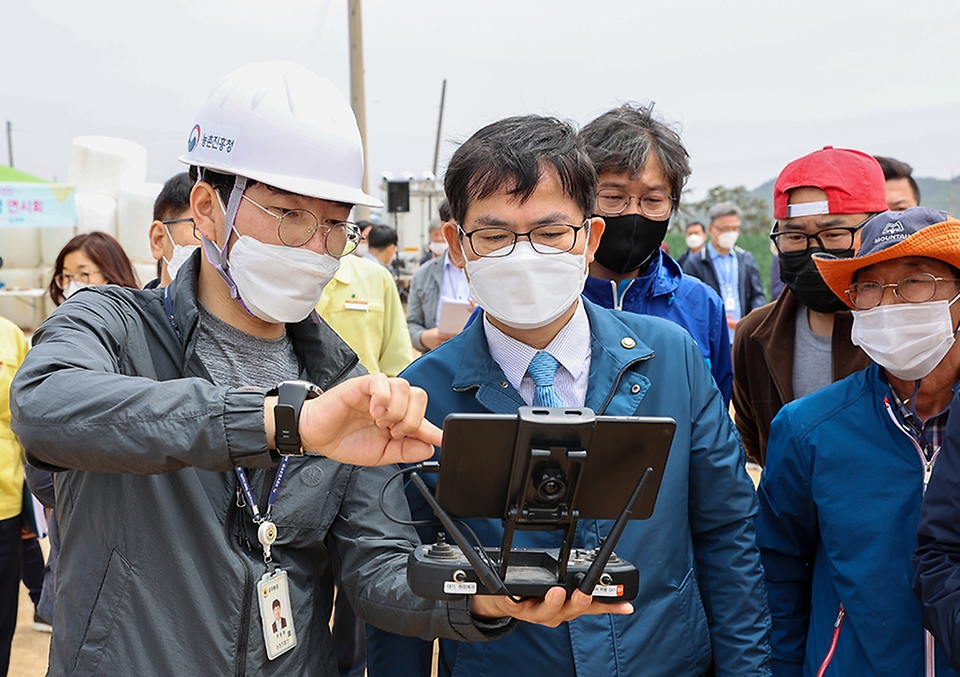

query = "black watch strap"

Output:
[[269, 380, 321, 456]]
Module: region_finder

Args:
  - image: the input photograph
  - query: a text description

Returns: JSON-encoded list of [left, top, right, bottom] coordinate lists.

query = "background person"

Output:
[[677, 220, 706, 267], [147, 171, 199, 287], [0, 314, 29, 677], [875, 155, 921, 211], [682, 201, 766, 342], [732, 147, 881, 465], [47, 231, 139, 305], [579, 103, 733, 404], [757, 207, 960, 676], [406, 200, 471, 353]]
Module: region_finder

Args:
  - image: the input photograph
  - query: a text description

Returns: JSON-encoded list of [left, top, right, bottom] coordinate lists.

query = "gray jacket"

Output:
[[11, 254, 509, 676], [406, 254, 444, 352]]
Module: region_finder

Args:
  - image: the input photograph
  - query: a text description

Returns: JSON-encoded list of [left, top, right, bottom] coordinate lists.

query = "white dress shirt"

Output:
[[482, 300, 591, 407]]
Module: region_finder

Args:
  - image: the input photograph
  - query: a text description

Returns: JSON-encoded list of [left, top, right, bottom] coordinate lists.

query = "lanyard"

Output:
[[236, 457, 290, 563]]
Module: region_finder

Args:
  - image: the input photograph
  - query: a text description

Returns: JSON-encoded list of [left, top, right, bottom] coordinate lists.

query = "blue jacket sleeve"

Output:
[[707, 293, 733, 406], [685, 337, 772, 676], [913, 389, 960, 674], [755, 406, 818, 677]]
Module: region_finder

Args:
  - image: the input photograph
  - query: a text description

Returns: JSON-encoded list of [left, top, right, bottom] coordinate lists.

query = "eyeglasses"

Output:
[[55, 270, 101, 289], [846, 273, 960, 310], [595, 190, 674, 218], [161, 218, 200, 242], [769, 224, 862, 255], [458, 221, 589, 258], [241, 195, 361, 257]]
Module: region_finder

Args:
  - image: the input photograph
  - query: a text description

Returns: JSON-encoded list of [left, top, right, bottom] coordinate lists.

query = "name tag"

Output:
[[344, 300, 369, 311]]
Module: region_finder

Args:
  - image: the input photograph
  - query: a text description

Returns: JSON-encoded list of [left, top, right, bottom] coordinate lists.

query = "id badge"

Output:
[[258, 569, 297, 660]]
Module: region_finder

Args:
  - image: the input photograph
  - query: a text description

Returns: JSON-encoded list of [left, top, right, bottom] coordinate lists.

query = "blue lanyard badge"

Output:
[[236, 457, 289, 563]]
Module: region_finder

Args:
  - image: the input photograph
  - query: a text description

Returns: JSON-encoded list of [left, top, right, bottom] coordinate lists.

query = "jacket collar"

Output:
[[450, 297, 654, 415], [167, 249, 359, 390], [585, 250, 682, 307]]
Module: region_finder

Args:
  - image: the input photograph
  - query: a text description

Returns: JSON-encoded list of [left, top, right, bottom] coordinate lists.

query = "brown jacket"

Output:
[[732, 289, 871, 466]]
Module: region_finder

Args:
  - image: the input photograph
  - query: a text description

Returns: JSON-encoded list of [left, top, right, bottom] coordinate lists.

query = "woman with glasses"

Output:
[[48, 231, 139, 306]]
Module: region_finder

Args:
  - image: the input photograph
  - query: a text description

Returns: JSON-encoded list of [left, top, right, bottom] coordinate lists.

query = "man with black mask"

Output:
[[580, 104, 733, 403], [732, 146, 883, 465]]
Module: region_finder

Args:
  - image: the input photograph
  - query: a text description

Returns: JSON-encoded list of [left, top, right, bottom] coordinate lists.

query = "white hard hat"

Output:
[[180, 61, 382, 208]]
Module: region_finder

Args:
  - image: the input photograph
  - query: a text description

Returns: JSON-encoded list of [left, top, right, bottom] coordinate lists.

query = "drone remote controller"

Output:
[[407, 538, 639, 602]]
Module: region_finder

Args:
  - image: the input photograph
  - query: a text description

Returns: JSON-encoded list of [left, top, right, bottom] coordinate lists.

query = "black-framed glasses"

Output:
[[55, 270, 101, 289], [769, 221, 864, 255], [846, 273, 960, 310], [161, 218, 200, 243], [458, 221, 589, 258], [595, 190, 674, 218], [242, 194, 361, 257]]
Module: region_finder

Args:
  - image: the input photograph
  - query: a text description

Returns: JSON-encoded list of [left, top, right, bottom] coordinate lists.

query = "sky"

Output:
[[3, 0, 959, 202]]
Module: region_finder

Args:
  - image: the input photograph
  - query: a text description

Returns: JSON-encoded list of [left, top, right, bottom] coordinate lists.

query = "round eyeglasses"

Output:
[[769, 224, 861, 255], [55, 270, 102, 289], [242, 195, 361, 257], [846, 273, 960, 310], [595, 190, 674, 218], [458, 221, 588, 258]]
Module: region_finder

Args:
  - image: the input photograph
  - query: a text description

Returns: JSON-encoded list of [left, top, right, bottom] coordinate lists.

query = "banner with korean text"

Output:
[[0, 182, 76, 227]]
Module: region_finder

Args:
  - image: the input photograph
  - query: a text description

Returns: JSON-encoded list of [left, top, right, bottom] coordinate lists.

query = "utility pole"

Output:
[[6, 121, 12, 167], [432, 79, 447, 178], [348, 0, 370, 220]]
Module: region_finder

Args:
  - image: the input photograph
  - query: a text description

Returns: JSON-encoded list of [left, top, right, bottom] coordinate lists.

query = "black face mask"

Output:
[[779, 247, 853, 313], [593, 213, 670, 275]]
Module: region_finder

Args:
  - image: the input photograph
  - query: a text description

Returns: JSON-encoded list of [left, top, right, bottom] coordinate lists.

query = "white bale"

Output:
[[68, 136, 148, 199], [39, 227, 77, 268], [133, 262, 157, 288], [76, 193, 118, 236], [0, 227, 41, 269], [117, 181, 163, 264], [0, 267, 46, 331], [40, 193, 118, 266]]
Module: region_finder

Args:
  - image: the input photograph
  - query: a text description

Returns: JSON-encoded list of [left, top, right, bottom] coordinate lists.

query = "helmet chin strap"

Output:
[[197, 171, 247, 299]]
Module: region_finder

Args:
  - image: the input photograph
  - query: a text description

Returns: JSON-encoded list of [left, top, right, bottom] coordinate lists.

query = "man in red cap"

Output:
[[732, 146, 883, 465], [757, 207, 960, 676]]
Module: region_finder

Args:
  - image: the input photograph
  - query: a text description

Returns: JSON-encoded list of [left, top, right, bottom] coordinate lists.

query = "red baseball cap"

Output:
[[773, 146, 887, 220]]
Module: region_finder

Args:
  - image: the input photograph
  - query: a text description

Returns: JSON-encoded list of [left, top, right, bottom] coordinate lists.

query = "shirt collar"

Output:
[[482, 300, 591, 393]]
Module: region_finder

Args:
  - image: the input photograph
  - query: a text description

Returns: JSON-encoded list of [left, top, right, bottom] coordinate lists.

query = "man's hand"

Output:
[[420, 327, 456, 351], [264, 373, 442, 466], [470, 587, 633, 628]]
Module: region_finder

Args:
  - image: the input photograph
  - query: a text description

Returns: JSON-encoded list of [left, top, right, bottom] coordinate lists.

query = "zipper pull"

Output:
[[924, 461, 933, 487]]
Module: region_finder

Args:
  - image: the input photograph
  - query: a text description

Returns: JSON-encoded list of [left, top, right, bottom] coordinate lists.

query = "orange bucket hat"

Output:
[[814, 208, 960, 309]]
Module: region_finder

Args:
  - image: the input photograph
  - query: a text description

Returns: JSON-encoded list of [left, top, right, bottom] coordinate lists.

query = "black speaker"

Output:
[[387, 181, 410, 213]]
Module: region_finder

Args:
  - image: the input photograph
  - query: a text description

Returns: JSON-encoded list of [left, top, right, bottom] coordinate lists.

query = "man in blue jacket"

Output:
[[579, 104, 733, 404], [367, 114, 771, 677], [757, 207, 960, 676]]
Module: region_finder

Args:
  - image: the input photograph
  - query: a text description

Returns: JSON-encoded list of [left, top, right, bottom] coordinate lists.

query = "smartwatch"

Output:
[[268, 380, 321, 456]]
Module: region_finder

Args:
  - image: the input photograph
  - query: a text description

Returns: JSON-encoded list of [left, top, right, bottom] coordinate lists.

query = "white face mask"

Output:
[[851, 295, 960, 381], [464, 241, 587, 330], [429, 241, 448, 256], [716, 230, 739, 251], [63, 280, 87, 299], [354, 243, 369, 258], [228, 234, 340, 324], [685, 233, 705, 250], [162, 225, 199, 281]]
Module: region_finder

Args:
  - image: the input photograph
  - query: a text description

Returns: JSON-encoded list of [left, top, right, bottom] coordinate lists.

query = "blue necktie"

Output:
[[528, 351, 565, 407]]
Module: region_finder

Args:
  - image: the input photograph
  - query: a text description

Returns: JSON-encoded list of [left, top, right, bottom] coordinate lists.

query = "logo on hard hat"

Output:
[[188, 125, 201, 153]]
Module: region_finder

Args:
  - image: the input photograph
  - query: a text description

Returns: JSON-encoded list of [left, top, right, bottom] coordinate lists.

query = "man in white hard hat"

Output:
[[10, 61, 622, 677]]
